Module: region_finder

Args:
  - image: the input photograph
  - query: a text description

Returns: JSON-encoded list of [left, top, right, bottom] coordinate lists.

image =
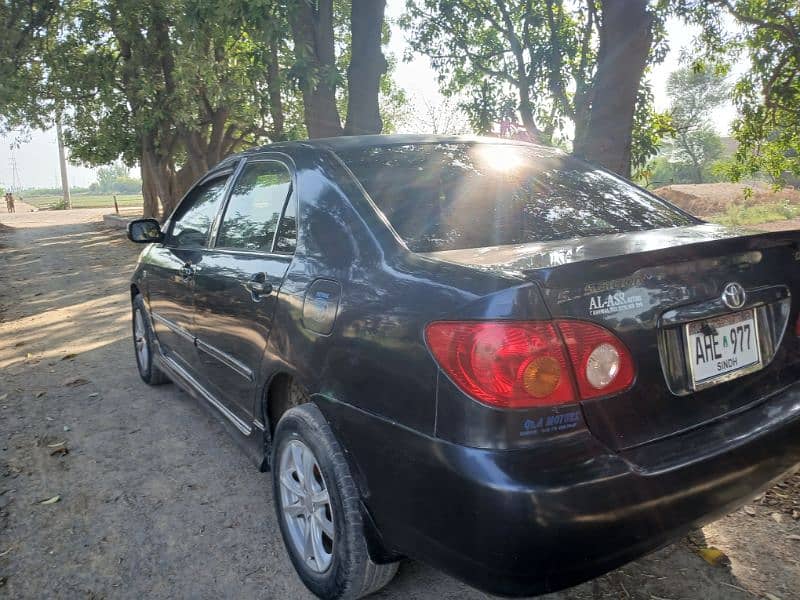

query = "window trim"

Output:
[[163, 167, 238, 250], [209, 153, 299, 257]]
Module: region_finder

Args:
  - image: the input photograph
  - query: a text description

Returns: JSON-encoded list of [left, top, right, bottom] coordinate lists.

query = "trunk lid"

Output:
[[422, 224, 800, 450]]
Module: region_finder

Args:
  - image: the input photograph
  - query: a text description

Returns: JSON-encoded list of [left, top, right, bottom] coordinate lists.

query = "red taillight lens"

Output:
[[556, 321, 635, 399], [795, 314, 800, 336], [425, 321, 575, 408], [425, 320, 635, 408]]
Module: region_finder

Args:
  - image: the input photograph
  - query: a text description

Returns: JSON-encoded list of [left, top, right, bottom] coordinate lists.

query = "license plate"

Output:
[[685, 309, 761, 389]]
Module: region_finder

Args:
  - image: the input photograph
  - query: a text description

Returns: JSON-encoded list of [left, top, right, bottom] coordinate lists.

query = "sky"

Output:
[[0, 3, 742, 191]]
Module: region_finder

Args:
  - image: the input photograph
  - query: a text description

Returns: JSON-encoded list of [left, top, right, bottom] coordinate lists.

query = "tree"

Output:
[[402, 0, 668, 177], [402, 94, 470, 135], [22, 0, 305, 218], [345, 0, 388, 135], [4, 1, 400, 219], [573, 0, 654, 176], [288, 0, 389, 138], [0, 1, 60, 131], [663, 65, 728, 183], [288, 0, 343, 137], [680, 0, 800, 183]]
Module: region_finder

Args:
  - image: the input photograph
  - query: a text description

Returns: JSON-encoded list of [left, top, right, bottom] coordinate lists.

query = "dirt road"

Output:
[[1, 209, 799, 599]]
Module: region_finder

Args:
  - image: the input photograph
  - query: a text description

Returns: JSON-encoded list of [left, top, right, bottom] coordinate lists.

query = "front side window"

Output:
[[169, 177, 229, 248], [336, 143, 698, 253], [217, 161, 292, 252]]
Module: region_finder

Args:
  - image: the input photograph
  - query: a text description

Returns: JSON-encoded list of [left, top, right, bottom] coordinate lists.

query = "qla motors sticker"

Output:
[[588, 291, 643, 316], [520, 411, 580, 436]]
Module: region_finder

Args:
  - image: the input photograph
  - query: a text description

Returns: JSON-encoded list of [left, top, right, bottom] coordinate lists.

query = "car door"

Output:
[[192, 157, 297, 424], [146, 172, 231, 375]]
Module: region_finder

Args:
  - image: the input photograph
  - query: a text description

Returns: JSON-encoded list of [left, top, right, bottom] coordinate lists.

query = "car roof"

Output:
[[225, 134, 555, 161]]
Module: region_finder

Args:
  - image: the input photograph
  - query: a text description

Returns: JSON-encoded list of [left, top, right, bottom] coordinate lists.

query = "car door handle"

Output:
[[245, 278, 272, 300], [179, 264, 195, 281]]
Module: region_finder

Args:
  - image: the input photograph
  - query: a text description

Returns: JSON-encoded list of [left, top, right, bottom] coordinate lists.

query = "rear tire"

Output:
[[272, 404, 398, 599], [132, 294, 169, 385]]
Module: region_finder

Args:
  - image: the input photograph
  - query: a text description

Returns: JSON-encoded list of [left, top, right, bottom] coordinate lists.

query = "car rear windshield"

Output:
[[336, 142, 697, 253]]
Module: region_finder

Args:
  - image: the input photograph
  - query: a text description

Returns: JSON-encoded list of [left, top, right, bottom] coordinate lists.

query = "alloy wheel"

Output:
[[278, 439, 335, 573], [134, 308, 149, 369]]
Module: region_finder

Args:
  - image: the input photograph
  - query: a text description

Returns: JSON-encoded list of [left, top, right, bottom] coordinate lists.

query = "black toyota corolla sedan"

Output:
[[127, 135, 800, 599]]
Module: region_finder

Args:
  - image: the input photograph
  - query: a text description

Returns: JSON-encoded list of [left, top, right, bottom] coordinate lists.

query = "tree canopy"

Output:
[[2, 0, 397, 218], [680, 0, 800, 184], [658, 65, 729, 183], [402, 0, 673, 176], [2, 0, 798, 219]]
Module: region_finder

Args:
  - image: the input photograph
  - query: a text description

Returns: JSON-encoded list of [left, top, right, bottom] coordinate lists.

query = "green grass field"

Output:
[[24, 194, 143, 210], [708, 201, 800, 226]]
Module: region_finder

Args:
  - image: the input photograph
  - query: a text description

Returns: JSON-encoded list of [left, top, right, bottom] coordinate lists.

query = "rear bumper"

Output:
[[318, 381, 800, 597]]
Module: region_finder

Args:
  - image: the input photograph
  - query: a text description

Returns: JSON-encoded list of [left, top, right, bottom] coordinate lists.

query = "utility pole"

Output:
[[56, 116, 72, 209]]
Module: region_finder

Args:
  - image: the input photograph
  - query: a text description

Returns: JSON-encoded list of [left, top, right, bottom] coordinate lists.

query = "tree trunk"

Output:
[[574, 0, 653, 177], [289, 0, 343, 138], [266, 36, 286, 141], [140, 135, 185, 220], [344, 0, 387, 135]]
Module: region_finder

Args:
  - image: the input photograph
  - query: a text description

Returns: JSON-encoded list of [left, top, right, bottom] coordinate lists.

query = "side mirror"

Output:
[[127, 218, 164, 244]]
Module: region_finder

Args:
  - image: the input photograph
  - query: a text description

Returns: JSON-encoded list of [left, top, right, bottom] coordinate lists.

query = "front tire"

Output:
[[272, 404, 398, 599], [132, 294, 169, 385]]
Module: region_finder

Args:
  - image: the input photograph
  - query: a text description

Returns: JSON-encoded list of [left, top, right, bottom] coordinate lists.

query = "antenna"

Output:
[[9, 147, 23, 193]]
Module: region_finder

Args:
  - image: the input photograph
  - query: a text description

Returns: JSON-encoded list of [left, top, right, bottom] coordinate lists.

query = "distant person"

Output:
[[5, 192, 14, 213]]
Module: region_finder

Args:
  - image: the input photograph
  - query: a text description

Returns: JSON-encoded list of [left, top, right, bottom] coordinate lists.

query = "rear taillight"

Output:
[[425, 320, 635, 409], [795, 314, 800, 336], [556, 321, 635, 400], [425, 322, 575, 408]]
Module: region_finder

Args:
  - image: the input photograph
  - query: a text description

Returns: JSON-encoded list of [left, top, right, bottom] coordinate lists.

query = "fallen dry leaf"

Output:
[[743, 505, 757, 516], [50, 447, 68, 457], [37, 495, 60, 505], [0, 548, 11, 557], [697, 546, 728, 566], [771, 512, 783, 524], [35, 391, 46, 398], [62, 377, 89, 387], [46, 441, 65, 448], [61, 353, 77, 361], [88, 392, 99, 398]]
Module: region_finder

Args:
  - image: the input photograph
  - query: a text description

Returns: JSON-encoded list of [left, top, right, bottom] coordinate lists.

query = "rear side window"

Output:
[[169, 176, 229, 248], [217, 161, 292, 252], [337, 143, 697, 253]]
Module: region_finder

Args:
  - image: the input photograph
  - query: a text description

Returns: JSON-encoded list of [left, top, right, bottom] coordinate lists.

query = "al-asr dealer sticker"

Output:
[[588, 291, 644, 316]]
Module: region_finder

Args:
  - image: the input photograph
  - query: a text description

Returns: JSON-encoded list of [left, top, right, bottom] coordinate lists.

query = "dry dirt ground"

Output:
[[1, 208, 800, 600], [653, 183, 800, 217]]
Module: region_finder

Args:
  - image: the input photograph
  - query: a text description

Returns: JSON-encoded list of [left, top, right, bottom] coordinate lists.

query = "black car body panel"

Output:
[[315, 379, 800, 596], [129, 135, 800, 596]]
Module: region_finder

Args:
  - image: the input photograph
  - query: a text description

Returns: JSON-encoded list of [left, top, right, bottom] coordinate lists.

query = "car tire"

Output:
[[272, 403, 399, 600], [132, 294, 169, 385]]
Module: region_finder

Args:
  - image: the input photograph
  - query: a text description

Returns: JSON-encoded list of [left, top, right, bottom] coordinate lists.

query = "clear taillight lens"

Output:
[[556, 320, 635, 400]]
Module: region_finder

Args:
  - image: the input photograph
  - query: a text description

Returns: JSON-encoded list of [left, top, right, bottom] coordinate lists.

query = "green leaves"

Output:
[[681, 0, 800, 183]]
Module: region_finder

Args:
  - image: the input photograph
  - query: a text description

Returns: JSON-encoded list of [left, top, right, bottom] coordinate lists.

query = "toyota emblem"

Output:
[[721, 282, 747, 310]]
